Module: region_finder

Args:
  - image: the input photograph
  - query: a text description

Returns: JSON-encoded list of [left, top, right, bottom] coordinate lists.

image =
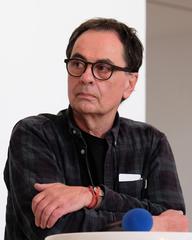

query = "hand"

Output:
[[32, 183, 92, 229], [152, 209, 189, 232]]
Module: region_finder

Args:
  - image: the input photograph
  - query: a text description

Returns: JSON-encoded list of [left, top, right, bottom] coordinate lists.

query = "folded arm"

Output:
[[32, 182, 189, 232], [4, 118, 187, 239]]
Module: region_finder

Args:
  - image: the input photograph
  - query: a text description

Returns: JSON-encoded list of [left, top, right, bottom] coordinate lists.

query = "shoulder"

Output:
[[118, 117, 167, 146], [120, 117, 164, 135], [11, 109, 68, 137]]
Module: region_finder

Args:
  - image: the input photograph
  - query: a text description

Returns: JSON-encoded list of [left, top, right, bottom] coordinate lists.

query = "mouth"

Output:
[[76, 92, 97, 100]]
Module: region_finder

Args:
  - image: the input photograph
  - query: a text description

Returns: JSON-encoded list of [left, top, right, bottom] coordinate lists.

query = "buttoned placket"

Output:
[[103, 133, 119, 190], [72, 128, 95, 186]]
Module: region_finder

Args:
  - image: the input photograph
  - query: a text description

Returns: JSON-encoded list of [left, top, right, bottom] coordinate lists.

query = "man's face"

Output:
[[67, 30, 137, 116]]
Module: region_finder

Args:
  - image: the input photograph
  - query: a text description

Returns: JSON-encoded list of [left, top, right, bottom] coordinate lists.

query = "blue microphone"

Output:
[[122, 208, 153, 231]]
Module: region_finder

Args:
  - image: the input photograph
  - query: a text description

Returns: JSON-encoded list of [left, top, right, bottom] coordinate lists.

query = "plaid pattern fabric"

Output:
[[4, 107, 185, 240]]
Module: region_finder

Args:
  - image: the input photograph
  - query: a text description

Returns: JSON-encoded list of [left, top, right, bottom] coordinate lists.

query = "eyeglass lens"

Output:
[[67, 59, 113, 80]]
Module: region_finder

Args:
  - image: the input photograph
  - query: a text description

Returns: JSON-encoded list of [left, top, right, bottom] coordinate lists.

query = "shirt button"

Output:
[[80, 149, 85, 155], [72, 129, 76, 134]]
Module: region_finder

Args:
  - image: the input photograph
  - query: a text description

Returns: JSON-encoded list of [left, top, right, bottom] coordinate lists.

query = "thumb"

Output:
[[34, 183, 55, 191]]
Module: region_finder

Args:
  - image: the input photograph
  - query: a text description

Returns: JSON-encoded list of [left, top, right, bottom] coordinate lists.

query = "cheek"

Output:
[[68, 77, 76, 93], [67, 79, 75, 101], [98, 81, 123, 104], [105, 80, 125, 96]]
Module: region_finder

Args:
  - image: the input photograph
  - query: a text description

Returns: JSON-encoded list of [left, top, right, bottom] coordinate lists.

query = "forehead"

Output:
[[71, 30, 125, 63]]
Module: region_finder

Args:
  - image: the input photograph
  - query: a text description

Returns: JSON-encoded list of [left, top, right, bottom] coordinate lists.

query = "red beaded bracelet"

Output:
[[87, 186, 100, 209]]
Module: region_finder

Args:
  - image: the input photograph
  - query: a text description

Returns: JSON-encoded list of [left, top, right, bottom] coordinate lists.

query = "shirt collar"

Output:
[[61, 105, 120, 144]]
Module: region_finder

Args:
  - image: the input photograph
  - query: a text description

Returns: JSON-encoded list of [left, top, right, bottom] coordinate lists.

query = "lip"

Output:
[[76, 92, 97, 99]]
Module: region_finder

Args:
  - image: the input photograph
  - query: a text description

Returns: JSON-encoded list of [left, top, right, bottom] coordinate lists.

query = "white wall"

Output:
[[147, 1, 192, 229], [0, 0, 146, 238]]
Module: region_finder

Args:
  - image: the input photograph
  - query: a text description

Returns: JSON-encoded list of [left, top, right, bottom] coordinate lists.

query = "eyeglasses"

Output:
[[64, 58, 131, 81]]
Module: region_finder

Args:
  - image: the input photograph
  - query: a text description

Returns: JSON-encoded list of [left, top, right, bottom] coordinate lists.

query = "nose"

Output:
[[80, 64, 95, 84]]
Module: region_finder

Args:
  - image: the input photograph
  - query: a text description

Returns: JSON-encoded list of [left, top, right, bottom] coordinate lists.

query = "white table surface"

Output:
[[45, 231, 192, 240]]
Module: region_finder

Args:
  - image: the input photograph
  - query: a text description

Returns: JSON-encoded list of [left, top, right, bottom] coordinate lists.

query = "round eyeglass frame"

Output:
[[64, 58, 131, 81]]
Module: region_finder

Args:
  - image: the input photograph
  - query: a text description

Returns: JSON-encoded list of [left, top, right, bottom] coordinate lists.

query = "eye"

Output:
[[94, 63, 112, 73], [70, 59, 85, 69]]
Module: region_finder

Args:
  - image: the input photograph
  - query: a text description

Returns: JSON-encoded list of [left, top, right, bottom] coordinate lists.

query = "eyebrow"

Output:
[[70, 52, 115, 65]]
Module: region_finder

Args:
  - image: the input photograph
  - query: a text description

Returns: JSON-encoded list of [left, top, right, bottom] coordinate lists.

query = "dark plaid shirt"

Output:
[[4, 107, 185, 240]]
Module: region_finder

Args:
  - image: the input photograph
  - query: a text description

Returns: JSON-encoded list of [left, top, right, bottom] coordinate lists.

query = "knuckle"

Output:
[[32, 197, 39, 205], [36, 201, 47, 214], [47, 209, 63, 228], [51, 210, 60, 218], [37, 203, 44, 212], [43, 208, 51, 217]]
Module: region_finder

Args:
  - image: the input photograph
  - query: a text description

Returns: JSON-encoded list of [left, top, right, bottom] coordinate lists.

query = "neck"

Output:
[[72, 110, 116, 138]]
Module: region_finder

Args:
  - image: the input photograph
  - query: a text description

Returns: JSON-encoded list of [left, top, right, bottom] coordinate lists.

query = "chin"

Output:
[[72, 102, 98, 114]]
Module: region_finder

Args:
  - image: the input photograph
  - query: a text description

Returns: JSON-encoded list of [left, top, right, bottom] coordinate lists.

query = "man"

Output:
[[4, 18, 188, 240]]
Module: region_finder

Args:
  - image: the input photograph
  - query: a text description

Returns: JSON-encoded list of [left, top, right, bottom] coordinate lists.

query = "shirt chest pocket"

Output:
[[118, 179, 144, 199]]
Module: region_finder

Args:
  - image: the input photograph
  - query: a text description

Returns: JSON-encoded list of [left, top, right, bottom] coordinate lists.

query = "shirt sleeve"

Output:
[[4, 118, 123, 240], [4, 118, 185, 240], [99, 133, 186, 215]]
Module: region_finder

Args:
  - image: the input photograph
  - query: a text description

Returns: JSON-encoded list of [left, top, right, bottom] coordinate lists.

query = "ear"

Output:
[[122, 73, 138, 100]]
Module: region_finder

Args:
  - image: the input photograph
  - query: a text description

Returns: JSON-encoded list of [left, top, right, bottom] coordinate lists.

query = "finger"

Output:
[[32, 192, 45, 214], [34, 183, 56, 191], [33, 196, 50, 228], [40, 201, 58, 229], [47, 207, 67, 228], [162, 209, 184, 216], [176, 210, 184, 215]]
